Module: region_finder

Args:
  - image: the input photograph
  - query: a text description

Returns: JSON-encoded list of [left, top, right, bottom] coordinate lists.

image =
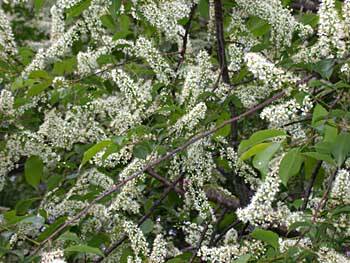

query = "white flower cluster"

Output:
[[182, 140, 216, 220], [330, 169, 350, 205], [199, 239, 265, 263], [38, 108, 105, 150], [123, 220, 150, 263], [179, 51, 217, 106], [235, 0, 312, 49], [126, 37, 174, 85], [294, 0, 349, 62], [279, 237, 312, 253], [172, 102, 207, 136], [235, 84, 271, 109], [198, 245, 242, 263], [108, 158, 148, 214], [317, 247, 350, 263], [108, 69, 152, 111], [227, 8, 258, 72], [0, 7, 18, 56], [245, 52, 298, 92], [237, 156, 301, 228], [50, 5, 65, 41], [24, 23, 81, 76], [182, 221, 212, 247], [0, 89, 14, 116], [225, 147, 260, 190], [341, 63, 350, 81], [41, 249, 66, 263], [82, 0, 111, 40], [260, 96, 313, 141], [56, 0, 82, 9], [136, 0, 191, 42], [149, 234, 167, 263]]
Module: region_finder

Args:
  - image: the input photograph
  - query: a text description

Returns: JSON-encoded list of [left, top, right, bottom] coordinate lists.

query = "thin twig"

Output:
[[301, 160, 322, 211], [209, 208, 228, 247], [213, 219, 241, 245], [146, 169, 185, 196]]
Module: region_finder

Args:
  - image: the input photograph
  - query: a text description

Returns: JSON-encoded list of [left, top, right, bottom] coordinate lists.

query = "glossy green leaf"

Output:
[[27, 81, 51, 97], [80, 140, 113, 169], [238, 129, 286, 154], [312, 59, 334, 79], [251, 229, 279, 250], [65, 245, 104, 257], [253, 143, 280, 177], [24, 156, 43, 189], [66, 0, 91, 19], [312, 104, 328, 126], [279, 148, 303, 186], [140, 219, 154, 234], [302, 152, 335, 165], [37, 217, 67, 242], [331, 133, 350, 167], [100, 14, 115, 30], [240, 142, 273, 161], [34, 0, 45, 13], [233, 254, 251, 263]]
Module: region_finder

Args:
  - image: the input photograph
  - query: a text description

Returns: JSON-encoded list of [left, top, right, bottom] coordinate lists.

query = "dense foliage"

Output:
[[1, 0, 350, 262]]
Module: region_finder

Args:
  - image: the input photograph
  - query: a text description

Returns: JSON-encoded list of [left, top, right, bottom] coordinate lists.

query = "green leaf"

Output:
[[80, 140, 113, 169], [34, 0, 45, 13], [28, 70, 49, 80], [102, 143, 121, 161], [27, 81, 51, 97], [238, 129, 286, 154], [100, 14, 115, 30], [65, 245, 104, 257], [312, 104, 328, 126], [253, 143, 281, 178], [240, 142, 272, 161], [66, 0, 91, 19], [58, 232, 80, 243], [198, 0, 209, 18], [36, 217, 67, 242], [302, 152, 335, 165], [24, 156, 43, 189], [251, 228, 279, 250], [247, 16, 270, 37], [331, 133, 350, 167], [233, 254, 251, 263], [312, 59, 334, 79], [3, 211, 30, 225], [253, 143, 280, 177], [110, 0, 122, 19], [324, 125, 338, 142], [331, 206, 350, 216], [133, 141, 152, 160], [15, 198, 41, 215], [279, 148, 303, 186], [140, 219, 154, 234]]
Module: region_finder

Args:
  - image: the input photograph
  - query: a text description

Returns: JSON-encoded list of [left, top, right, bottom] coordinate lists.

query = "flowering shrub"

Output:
[[1, 0, 350, 262]]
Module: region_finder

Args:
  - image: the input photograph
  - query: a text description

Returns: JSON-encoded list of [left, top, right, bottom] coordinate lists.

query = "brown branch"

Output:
[[189, 208, 219, 263], [147, 169, 185, 196], [213, 0, 238, 144], [30, 74, 314, 256], [209, 208, 228, 247], [301, 160, 322, 211], [213, 219, 241, 245], [174, 4, 197, 74], [291, 1, 319, 12]]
